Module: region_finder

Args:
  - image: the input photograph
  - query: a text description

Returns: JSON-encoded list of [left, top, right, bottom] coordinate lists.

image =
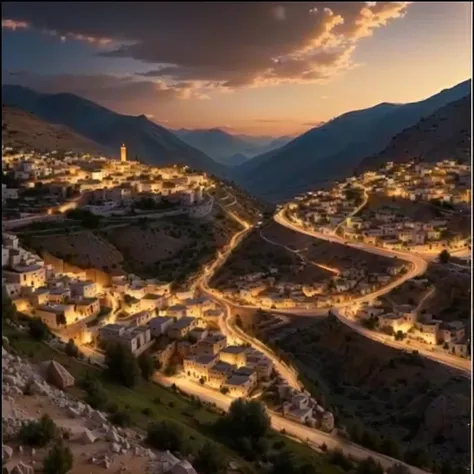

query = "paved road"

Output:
[[155, 374, 431, 474], [274, 210, 471, 377], [332, 308, 470, 376]]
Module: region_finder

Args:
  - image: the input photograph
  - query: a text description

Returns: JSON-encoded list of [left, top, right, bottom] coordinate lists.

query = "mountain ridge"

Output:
[[231, 79, 471, 202], [2, 85, 225, 176]]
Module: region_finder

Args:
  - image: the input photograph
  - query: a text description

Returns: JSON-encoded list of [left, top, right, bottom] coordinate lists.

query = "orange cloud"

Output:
[[2, 19, 29, 30]]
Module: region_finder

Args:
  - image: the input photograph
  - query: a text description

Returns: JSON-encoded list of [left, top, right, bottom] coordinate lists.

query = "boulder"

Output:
[[111, 443, 121, 454], [2, 445, 13, 461], [3, 375, 18, 386], [91, 410, 108, 425]]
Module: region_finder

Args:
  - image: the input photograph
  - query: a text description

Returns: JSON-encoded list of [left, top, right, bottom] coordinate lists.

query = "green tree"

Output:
[[438, 249, 450, 264], [109, 409, 132, 427], [380, 436, 400, 458], [43, 439, 73, 474], [81, 377, 107, 410], [225, 398, 270, 440], [194, 443, 226, 474], [28, 318, 50, 341], [146, 421, 186, 453], [404, 447, 429, 469], [138, 352, 155, 381], [19, 415, 58, 447], [104, 342, 140, 388], [65, 339, 79, 357], [271, 451, 297, 474], [356, 457, 384, 474], [2, 288, 17, 321]]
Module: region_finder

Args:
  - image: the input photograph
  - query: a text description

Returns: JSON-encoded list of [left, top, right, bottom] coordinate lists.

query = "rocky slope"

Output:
[[358, 94, 471, 172], [2, 106, 107, 155], [2, 338, 198, 474]]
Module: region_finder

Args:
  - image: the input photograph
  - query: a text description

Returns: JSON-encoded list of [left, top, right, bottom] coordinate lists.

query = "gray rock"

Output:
[[111, 443, 121, 453], [2, 444, 13, 461]]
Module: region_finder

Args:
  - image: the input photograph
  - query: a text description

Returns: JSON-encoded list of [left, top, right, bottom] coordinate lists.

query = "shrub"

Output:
[[19, 415, 58, 447], [146, 421, 186, 453], [65, 339, 80, 357], [28, 318, 50, 341], [109, 409, 132, 427], [104, 342, 140, 388], [43, 438, 73, 474]]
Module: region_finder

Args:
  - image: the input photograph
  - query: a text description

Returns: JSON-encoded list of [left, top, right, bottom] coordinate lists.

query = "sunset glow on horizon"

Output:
[[2, 1, 471, 136]]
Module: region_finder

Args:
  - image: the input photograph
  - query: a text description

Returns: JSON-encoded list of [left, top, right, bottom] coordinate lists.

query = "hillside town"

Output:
[[2, 227, 339, 435], [217, 261, 407, 310], [1, 144, 213, 227], [342, 296, 470, 359], [285, 159, 471, 254]]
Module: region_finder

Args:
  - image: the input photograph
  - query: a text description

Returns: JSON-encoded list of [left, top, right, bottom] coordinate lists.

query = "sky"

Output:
[[1, 2, 472, 137]]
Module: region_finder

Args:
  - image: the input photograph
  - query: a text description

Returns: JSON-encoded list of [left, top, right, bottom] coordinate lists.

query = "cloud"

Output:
[[2, 19, 29, 30], [2, 71, 209, 114], [2, 2, 411, 91]]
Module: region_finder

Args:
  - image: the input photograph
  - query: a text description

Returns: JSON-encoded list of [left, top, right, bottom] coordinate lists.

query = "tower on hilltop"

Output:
[[120, 144, 127, 162]]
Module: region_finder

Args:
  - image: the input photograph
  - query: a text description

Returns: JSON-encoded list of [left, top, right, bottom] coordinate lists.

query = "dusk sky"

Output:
[[2, 2, 471, 136]]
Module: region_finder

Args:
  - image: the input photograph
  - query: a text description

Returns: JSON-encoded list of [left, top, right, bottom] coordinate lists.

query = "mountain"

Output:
[[359, 94, 471, 172], [174, 128, 294, 163], [220, 153, 250, 167], [2, 106, 107, 155], [232, 79, 471, 202], [2, 85, 225, 176]]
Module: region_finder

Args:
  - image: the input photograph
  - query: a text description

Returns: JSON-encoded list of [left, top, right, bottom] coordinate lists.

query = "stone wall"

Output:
[[41, 251, 112, 287]]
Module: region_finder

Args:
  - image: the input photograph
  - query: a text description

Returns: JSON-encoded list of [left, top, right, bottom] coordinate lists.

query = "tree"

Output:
[[356, 457, 384, 474], [438, 249, 450, 264], [2, 287, 17, 321], [109, 409, 132, 427], [380, 436, 400, 458], [138, 352, 155, 381], [146, 421, 186, 453], [387, 463, 410, 474], [81, 377, 107, 410], [271, 450, 297, 474], [28, 318, 50, 341], [65, 339, 79, 357], [404, 447, 429, 469], [225, 398, 270, 440], [194, 443, 226, 474], [19, 415, 58, 447], [43, 439, 73, 474], [105, 342, 140, 388]]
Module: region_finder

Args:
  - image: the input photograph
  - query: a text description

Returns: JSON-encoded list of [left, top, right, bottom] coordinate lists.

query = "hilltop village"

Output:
[[1, 144, 337, 440], [2, 144, 212, 225], [285, 159, 471, 253]]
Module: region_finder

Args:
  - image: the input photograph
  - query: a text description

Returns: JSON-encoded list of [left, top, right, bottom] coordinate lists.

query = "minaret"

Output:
[[120, 144, 127, 162]]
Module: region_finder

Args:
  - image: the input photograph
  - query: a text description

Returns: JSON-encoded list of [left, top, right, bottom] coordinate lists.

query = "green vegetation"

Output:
[[66, 208, 101, 228], [28, 317, 51, 341], [104, 342, 141, 388], [438, 249, 450, 264], [138, 352, 156, 381], [19, 415, 58, 447], [5, 320, 408, 474], [43, 439, 74, 474]]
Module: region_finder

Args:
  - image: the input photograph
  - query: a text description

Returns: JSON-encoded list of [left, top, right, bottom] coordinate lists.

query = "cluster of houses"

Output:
[[285, 159, 470, 253], [277, 383, 335, 433], [219, 263, 406, 310], [2, 232, 105, 331], [347, 299, 470, 358], [97, 289, 275, 397], [2, 145, 211, 221], [284, 183, 365, 235]]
